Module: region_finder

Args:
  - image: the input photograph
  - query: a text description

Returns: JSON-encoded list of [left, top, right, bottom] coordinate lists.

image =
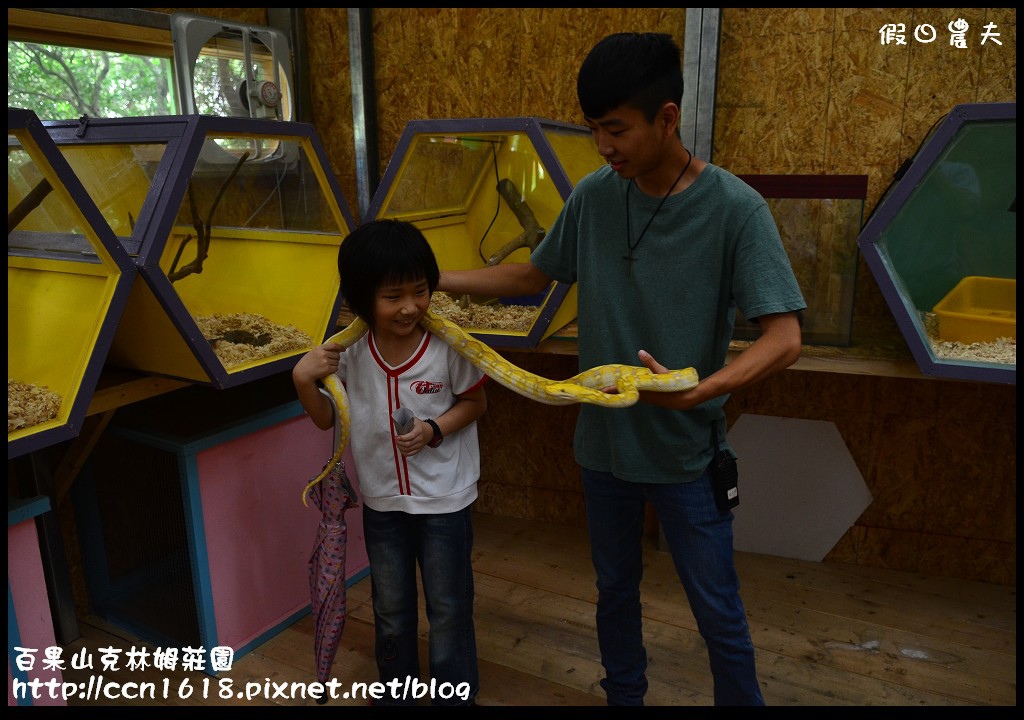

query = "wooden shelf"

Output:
[[86, 370, 191, 416]]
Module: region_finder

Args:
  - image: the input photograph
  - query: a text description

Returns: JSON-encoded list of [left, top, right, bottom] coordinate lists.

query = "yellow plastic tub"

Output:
[[933, 276, 1016, 344]]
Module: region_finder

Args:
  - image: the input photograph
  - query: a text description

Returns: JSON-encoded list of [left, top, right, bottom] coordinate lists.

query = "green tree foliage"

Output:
[[7, 41, 176, 120]]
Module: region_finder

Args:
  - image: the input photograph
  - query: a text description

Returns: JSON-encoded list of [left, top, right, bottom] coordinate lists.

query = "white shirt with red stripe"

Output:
[[336, 328, 486, 514]]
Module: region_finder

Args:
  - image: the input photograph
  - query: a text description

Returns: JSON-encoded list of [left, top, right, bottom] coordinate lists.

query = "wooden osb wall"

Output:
[[725, 367, 1016, 586], [147, 7, 267, 25], [713, 8, 1016, 342], [304, 8, 685, 219]]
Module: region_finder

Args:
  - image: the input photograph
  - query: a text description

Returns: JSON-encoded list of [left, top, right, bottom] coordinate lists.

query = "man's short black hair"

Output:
[[577, 32, 684, 122], [336, 219, 440, 327]]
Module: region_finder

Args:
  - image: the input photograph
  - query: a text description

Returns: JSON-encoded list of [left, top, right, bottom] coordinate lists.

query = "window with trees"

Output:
[[8, 41, 177, 120]]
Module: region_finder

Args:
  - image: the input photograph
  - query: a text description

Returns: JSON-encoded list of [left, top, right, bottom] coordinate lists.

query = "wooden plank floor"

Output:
[[58, 512, 1015, 708]]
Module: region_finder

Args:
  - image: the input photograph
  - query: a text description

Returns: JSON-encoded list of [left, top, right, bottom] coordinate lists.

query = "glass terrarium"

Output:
[[857, 102, 1015, 385], [38, 114, 357, 388], [8, 108, 136, 459], [733, 175, 867, 346], [367, 117, 606, 348]]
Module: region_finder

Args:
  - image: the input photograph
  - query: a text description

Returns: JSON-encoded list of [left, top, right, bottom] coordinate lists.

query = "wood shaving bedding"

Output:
[[8, 378, 62, 434], [430, 293, 537, 333], [196, 313, 313, 368], [921, 311, 1016, 365]]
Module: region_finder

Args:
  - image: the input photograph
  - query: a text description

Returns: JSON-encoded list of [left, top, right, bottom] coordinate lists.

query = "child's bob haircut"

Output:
[[337, 219, 440, 327]]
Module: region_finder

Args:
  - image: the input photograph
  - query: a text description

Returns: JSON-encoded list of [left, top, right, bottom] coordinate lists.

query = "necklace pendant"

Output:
[[623, 148, 692, 279], [623, 252, 635, 277]]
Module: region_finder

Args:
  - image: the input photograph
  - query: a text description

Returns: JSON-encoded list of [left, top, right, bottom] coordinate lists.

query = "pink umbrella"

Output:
[[307, 407, 360, 698]]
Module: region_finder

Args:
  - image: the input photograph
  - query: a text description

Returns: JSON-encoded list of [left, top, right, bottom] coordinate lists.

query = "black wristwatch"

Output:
[[425, 418, 444, 448]]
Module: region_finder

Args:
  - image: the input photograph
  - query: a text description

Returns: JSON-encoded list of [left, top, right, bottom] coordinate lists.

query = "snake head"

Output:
[[544, 383, 579, 401]]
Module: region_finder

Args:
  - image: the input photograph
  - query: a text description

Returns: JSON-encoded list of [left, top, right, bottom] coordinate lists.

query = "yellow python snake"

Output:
[[301, 308, 699, 505]]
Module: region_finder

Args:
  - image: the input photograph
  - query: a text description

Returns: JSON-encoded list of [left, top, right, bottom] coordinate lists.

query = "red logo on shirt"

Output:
[[411, 380, 443, 395]]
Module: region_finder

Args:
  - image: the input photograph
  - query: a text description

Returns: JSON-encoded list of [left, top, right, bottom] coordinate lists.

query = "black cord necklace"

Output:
[[623, 148, 692, 277]]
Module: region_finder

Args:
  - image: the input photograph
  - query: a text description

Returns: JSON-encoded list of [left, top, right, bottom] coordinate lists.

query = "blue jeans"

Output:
[[582, 466, 764, 706], [362, 505, 478, 706]]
